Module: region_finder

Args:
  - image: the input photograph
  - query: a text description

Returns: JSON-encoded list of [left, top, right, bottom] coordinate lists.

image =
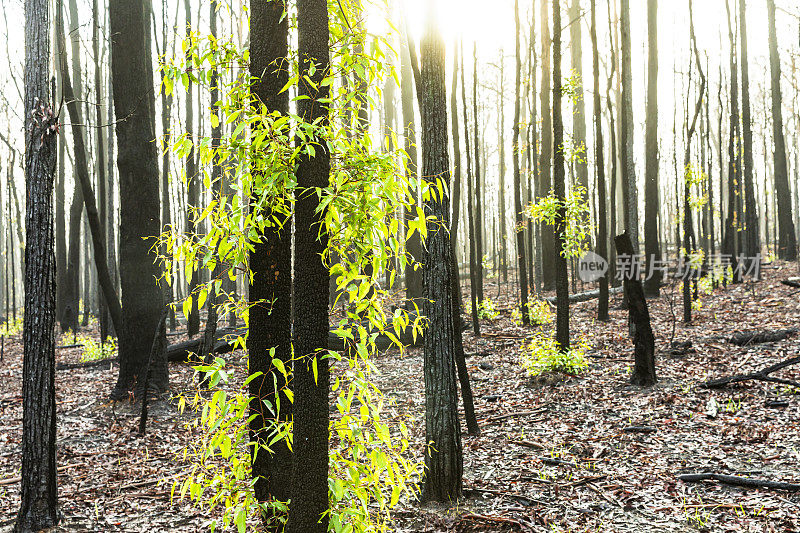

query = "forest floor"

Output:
[[1, 263, 800, 532]]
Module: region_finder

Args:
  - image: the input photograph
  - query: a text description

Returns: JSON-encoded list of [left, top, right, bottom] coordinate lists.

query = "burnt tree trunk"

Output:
[[409, 9, 463, 502], [766, 0, 797, 260], [248, 0, 293, 519], [287, 0, 331, 530], [16, 0, 60, 526], [553, 0, 570, 350], [614, 231, 656, 386], [513, 0, 530, 325], [109, 0, 166, 396], [590, 0, 609, 321]]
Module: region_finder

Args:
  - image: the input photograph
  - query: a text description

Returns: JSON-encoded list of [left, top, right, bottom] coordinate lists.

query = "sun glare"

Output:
[[398, 0, 515, 52]]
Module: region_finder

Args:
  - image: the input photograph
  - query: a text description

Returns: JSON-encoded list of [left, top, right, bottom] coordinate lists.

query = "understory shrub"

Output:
[[520, 332, 590, 376]]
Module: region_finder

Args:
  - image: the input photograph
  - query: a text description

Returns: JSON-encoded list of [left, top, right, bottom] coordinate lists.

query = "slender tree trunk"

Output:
[[409, 8, 463, 502], [248, 0, 293, 518], [738, 0, 759, 259], [472, 44, 484, 300], [16, 0, 59, 527], [287, 0, 331, 530], [590, 0, 609, 321], [461, 43, 480, 337], [553, 0, 569, 350], [184, 0, 200, 336], [539, 0, 555, 291], [527, 8, 539, 292], [766, 0, 797, 260], [55, 64, 67, 325], [109, 0, 167, 396], [569, 0, 588, 195], [643, 0, 661, 296], [498, 53, 508, 284], [606, 1, 618, 285], [722, 0, 743, 283], [449, 43, 479, 436], [619, 0, 638, 250], [684, 0, 706, 324], [161, 0, 176, 330], [92, 0, 110, 338], [513, 0, 530, 325]]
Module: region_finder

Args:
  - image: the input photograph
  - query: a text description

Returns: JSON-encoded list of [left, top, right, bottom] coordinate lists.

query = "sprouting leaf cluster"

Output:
[[519, 332, 590, 377], [477, 298, 500, 320], [511, 299, 552, 326], [159, 2, 425, 531], [525, 185, 592, 259]]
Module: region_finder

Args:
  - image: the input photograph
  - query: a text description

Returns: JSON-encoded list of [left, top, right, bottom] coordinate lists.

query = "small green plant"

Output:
[[77, 335, 118, 362], [477, 298, 500, 320], [510, 299, 552, 326], [519, 333, 590, 376], [0, 317, 23, 336], [725, 397, 741, 414]]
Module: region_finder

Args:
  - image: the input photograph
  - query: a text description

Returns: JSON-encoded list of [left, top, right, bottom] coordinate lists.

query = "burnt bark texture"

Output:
[[590, 0, 609, 321], [460, 43, 480, 337], [615, 231, 656, 386], [449, 43, 478, 436], [287, 0, 331, 531], [539, 0, 556, 290], [513, 0, 530, 325], [248, 0, 293, 519], [643, 0, 661, 297], [16, 0, 60, 527], [738, 0, 759, 259], [412, 7, 463, 502], [766, 0, 797, 260], [109, 0, 167, 397], [619, 0, 638, 251], [552, 0, 570, 350], [471, 43, 484, 300], [184, 0, 200, 337]]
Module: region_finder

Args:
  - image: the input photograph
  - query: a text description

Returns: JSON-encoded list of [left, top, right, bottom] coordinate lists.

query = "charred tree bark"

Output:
[[109, 0, 166, 396], [619, 0, 638, 251], [513, 0, 530, 325], [409, 9, 464, 502], [539, 0, 556, 290], [552, 0, 570, 350], [460, 43, 480, 338], [615, 231, 656, 386], [590, 0, 609, 321], [738, 0, 759, 261], [248, 0, 293, 518], [643, 0, 661, 296], [16, 0, 59, 526], [287, 0, 331, 530], [766, 0, 797, 261], [472, 44, 484, 300]]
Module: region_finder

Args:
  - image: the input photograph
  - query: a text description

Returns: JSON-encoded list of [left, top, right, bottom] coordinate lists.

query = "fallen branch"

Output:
[[729, 328, 798, 346], [678, 473, 800, 492], [702, 354, 800, 389], [781, 278, 800, 289], [510, 439, 547, 450], [0, 463, 80, 486], [544, 286, 623, 304]]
